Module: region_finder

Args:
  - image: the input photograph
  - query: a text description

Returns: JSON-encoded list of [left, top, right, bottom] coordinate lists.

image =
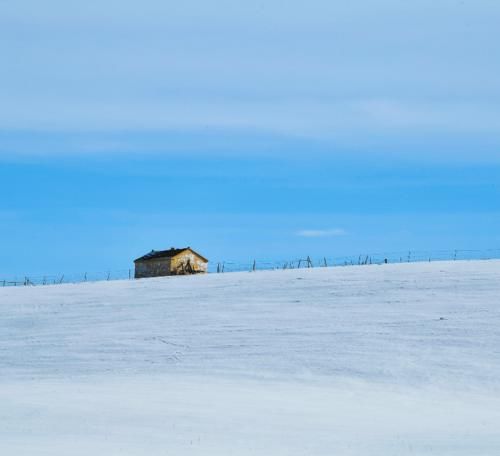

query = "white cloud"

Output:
[[296, 229, 347, 238], [1, 0, 499, 160]]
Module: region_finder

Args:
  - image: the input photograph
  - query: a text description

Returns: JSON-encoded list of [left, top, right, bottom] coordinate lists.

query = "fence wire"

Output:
[[2, 248, 500, 287]]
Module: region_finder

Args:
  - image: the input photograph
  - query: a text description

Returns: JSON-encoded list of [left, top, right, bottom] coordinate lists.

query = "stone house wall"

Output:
[[134, 258, 172, 278], [134, 251, 208, 278]]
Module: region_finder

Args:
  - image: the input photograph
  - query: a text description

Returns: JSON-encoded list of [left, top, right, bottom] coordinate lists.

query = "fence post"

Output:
[[307, 256, 312, 268]]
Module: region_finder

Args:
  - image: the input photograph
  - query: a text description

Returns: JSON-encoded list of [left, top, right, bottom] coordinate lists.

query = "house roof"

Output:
[[134, 247, 208, 263]]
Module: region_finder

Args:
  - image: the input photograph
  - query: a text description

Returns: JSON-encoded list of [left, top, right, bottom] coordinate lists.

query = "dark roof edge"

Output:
[[134, 247, 209, 263], [184, 248, 209, 263]]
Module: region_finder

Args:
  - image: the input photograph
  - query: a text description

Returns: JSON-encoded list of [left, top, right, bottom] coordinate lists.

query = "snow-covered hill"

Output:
[[1, 260, 500, 455]]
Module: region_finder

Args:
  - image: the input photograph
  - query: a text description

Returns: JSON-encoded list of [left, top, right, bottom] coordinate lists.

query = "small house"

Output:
[[134, 247, 208, 279]]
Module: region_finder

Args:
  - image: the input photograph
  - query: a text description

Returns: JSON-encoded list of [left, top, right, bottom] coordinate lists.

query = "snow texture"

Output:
[[1, 260, 500, 455]]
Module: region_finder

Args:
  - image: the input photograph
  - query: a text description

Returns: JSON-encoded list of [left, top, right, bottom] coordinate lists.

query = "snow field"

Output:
[[1, 260, 500, 454]]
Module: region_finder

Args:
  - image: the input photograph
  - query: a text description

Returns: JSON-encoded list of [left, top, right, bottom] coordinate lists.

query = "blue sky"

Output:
[[1, 0, 500, 276]]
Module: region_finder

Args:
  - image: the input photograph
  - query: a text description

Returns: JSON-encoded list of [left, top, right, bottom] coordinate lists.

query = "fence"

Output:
[[211, 248, 500, 273], [2, 248, 500, 287]]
